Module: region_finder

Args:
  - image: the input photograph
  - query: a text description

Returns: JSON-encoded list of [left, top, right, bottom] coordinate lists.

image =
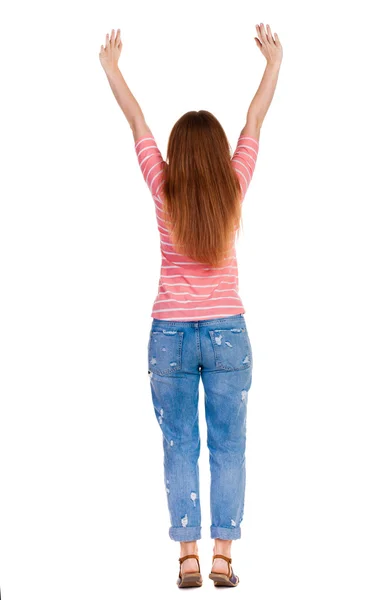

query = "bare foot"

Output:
[[212, 540, 232, 575], [180, 541, 200, 574]]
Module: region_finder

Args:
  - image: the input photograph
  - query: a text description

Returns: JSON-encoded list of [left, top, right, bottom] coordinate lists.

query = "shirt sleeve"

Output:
[[134, 133, 166, 198], [231, 135, 259, 200]]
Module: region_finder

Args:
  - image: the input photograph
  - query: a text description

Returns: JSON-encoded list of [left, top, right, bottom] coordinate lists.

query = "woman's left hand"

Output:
[[99, 29, 122, 73]]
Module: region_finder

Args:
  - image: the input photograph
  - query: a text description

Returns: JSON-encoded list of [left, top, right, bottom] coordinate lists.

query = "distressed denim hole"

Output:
[[148, 329, 184, 375], [209, 328, 252, 371]]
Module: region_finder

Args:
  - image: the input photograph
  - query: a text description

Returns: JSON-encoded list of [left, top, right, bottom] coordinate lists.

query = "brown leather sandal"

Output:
[[177, 554, 203, 588], [209, 554, 239, 587]]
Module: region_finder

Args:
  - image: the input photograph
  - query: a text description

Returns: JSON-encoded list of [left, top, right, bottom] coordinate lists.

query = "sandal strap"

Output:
[[213, 554, 232, 563], [213, 554, 232, 564], [179, 554, 199, 564], [179, 554, 200, 572]]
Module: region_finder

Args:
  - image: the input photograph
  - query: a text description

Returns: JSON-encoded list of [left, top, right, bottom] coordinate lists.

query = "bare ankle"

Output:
[[213, 538, 233, 557], [180, 540, 198, 557]]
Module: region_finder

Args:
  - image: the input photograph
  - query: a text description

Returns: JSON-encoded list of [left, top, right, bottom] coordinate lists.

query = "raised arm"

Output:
[[99, 28, 151, 143], [242, 23, 283, 137]]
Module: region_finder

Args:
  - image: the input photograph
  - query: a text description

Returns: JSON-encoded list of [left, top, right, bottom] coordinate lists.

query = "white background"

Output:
[[1, 0, 389, 598]]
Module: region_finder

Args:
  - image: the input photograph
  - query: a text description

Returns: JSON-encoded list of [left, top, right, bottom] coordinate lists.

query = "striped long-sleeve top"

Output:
[[135, 131, 259, 321]]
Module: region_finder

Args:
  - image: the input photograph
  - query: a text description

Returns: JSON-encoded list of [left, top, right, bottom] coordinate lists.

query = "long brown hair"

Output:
[[162, 110, 242, 268]]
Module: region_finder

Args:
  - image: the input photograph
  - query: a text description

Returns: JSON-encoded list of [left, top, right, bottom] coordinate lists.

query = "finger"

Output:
[[254, 37, 262, 49], [274, 32, 280, 46], [266, 24, 275, 44], [105, 33, 109, 49], [263, 23, 271, 43], [100, 44, 104, 54], [255, 24, 263, 45], [115, 28, 121, 46], [259, 23, 269, 44]]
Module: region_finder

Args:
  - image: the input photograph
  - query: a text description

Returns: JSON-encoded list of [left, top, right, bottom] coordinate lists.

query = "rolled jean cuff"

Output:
[[210, 525, 242, 540], [169, 525, 201, 542]]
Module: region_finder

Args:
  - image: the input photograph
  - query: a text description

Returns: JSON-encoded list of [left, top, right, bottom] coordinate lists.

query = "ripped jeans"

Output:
[[147, 313, 253, 542]]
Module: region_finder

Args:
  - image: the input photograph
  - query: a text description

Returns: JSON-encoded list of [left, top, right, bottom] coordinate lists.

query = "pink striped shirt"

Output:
[[135, 132, 259, 321]]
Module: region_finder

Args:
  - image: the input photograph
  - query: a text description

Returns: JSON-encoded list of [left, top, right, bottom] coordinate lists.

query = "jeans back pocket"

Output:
[[148, 329, 184, 375], [209, 327, 252, 371]]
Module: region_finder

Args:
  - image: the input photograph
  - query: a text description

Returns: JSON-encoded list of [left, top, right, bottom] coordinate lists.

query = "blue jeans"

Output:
[[147, 313, 253, 542]]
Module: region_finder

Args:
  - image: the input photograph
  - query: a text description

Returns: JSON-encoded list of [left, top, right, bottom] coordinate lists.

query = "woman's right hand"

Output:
[[254, 23, 283, 67]]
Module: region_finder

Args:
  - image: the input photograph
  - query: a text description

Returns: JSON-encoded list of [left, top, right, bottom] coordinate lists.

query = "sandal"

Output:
[[209, 554, 239, 587], [177, 554, 203, 588]]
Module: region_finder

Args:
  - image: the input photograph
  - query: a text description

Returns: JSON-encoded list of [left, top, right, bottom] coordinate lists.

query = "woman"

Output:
[[99, 22, 282, 588]]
